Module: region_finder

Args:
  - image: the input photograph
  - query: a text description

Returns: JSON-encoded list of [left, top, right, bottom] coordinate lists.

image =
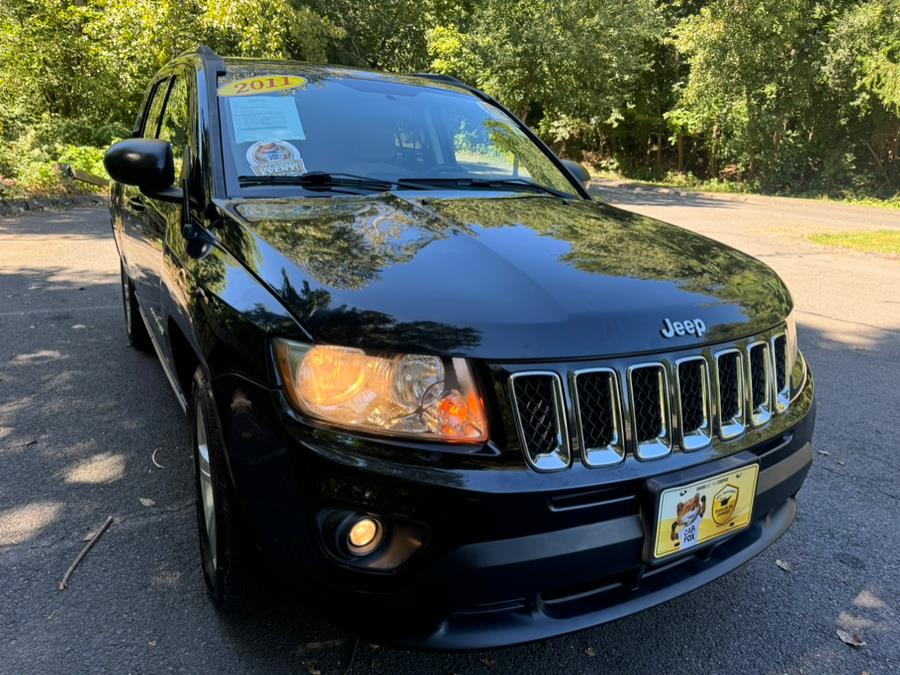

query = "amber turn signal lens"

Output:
[[274, 339, 488, 442]]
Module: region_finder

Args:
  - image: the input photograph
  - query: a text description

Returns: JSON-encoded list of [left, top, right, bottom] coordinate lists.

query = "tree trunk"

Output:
[[656, 133, 663, 173], [677, 133, 685, 173], [710, 124, 719, 179]]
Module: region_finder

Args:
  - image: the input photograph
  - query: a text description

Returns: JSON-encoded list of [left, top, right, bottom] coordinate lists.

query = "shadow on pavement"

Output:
[[590, 182, 743, 210]]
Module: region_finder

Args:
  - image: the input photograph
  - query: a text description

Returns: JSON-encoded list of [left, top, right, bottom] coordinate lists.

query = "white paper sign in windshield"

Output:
[[228, 96, 306, 144]]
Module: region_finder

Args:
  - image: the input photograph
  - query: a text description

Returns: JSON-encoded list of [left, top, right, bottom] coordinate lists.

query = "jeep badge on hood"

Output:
[[660, 317, 706, 338]]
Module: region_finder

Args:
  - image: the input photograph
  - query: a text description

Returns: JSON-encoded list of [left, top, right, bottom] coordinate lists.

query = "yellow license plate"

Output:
[[653, 464, 759, 559]]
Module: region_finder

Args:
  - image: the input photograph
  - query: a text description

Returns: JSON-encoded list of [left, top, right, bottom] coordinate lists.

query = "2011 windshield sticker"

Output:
[[218, 75, 306, 97], [246, 140, 306, 177]]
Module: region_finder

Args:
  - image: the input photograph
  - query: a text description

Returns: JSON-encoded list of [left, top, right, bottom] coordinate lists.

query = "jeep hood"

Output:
[[219, 194, 791, 360]]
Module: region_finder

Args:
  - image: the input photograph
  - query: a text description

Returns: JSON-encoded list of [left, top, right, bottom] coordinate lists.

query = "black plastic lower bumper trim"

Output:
[[406, 494, 799, 650]]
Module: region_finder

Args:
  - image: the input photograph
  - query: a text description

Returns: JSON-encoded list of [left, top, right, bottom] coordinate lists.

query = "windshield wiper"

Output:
[[395, 177, 574, 199], [238, 172, 395, 192]]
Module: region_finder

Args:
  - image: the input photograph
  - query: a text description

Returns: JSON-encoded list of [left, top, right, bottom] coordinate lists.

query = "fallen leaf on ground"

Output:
[[148, 640, 157, 647], [836, 629, 866, 648], [585, 646, 596, 656], [139, 497, 155, 507], [479, 657, 496, 668], [838, 461, 846, 466], [817, 450, 830, 456], [775, 559, 791, 572]]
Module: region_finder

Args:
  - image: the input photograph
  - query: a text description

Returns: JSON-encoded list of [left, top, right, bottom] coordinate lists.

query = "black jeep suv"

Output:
[[104, 47, 814, 649]]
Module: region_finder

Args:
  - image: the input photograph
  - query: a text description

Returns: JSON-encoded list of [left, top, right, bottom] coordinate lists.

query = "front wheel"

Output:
[[190, 367, 250, 611]]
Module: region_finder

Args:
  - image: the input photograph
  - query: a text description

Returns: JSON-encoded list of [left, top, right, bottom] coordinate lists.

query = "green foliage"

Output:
[[427, 0, 663, 135], [809, 229, 900, 253], [0, 0, 897, 198]]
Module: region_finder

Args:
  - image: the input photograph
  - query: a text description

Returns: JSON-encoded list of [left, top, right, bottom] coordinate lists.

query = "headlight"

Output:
[[274, 339, 488, 443]]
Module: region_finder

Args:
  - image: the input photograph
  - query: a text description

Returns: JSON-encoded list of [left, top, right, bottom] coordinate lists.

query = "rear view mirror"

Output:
[[561, 159, 591, 191], [104, 139, 181, 202]]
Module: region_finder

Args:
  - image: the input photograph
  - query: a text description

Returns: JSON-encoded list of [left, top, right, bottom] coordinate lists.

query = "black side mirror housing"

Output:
[[104, 139, 180, 200], [560, 159, 591, 191]]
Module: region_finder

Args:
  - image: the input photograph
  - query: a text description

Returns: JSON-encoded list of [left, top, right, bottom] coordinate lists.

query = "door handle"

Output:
[[128, 196, 146, 212]]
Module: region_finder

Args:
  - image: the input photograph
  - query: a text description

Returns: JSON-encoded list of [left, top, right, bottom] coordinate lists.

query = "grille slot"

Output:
[[572, 369, 623, 467], [675, 357, 711, 450], [509, 372, 570, 472], [747, 342, 772, 426], [771, 333, 790, 412], [628, 364, 671, 460], [715, 350, 745, 439]]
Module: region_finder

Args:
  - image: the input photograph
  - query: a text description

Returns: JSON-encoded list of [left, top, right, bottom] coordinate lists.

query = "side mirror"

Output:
[[560, 159, 591, 191], [104, 138, 182, 202]]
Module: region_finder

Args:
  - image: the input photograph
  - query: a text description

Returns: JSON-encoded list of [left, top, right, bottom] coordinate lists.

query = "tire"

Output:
[[190, 366, 250, 611], [119, 261, 152, 352]]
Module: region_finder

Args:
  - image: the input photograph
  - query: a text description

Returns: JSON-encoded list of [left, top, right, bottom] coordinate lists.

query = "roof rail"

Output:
[[411, 72, 466, 86]]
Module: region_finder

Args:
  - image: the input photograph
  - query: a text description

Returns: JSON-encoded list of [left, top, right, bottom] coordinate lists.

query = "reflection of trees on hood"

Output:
[[234, 193, 788, 330], [430, 196, 790, 322], [278, 276, 482, 353], [239, 198, 453, 289]]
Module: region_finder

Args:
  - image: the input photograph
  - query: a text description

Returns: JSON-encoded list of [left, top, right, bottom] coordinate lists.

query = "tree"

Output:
[[427, 0, 663, 143]]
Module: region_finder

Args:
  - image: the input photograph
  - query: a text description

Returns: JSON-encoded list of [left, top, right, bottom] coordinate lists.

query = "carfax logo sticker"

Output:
[[246, 141, 306, 176], [218, 75, 306, 97]]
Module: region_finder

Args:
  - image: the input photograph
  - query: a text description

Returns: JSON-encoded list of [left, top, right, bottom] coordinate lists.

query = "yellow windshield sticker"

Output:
[[217, 75, 306, 97]]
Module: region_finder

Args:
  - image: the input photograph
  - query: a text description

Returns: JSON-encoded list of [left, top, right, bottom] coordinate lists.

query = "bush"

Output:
[[0, 134, 109, 197]]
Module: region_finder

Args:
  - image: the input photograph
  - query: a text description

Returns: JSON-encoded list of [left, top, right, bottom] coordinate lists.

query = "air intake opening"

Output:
[[716, 350, 745, 439], [771, 333, 790, 413], [748, 342, 772, 426], [676, 357, 711, 451], [509, 372, 570, 472], [628, 364, 670, 460], [572, 369, 623, 468]]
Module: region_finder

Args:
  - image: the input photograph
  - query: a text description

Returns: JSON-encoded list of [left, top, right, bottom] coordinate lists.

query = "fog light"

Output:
[[347, 517, 382, 555]]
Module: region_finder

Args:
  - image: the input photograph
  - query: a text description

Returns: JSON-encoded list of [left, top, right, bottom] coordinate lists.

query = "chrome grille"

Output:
[[715, 350, 745, 439], [508, 372, 570, 472], [507, 327, 790, 471], [572, 368, 623, 467], [772, 335, 787, 391], [771, 333, 790, 412], [628, 364, 670, 460], [675, 357, 711, 450], [747, 342, 772, 426]]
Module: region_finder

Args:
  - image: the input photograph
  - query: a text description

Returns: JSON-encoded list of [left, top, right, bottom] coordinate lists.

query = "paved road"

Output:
[[1, 188, 898, 674]]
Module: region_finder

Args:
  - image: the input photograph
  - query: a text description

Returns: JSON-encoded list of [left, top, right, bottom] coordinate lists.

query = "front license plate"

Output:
[[653, 464, 759, 560]]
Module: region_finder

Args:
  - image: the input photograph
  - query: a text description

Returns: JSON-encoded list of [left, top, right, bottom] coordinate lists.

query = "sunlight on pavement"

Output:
[[64, 452, 125, 485], [0, 500, 63, 545]]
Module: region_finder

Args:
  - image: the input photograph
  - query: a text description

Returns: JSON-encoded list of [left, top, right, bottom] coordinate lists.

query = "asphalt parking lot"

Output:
[[1, 186, 899, 673]]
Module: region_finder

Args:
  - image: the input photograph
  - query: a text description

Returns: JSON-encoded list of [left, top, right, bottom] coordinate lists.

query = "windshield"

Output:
[[216, 69, 578, 197]]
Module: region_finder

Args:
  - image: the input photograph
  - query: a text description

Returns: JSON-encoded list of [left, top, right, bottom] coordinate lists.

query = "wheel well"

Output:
[[168, 319, 200, 403]]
